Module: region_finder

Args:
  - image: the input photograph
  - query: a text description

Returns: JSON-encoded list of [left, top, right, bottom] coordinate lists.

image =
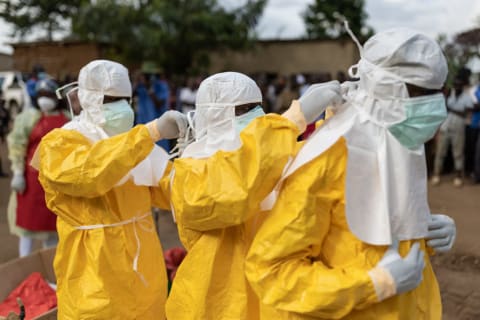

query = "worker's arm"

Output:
[[171, 114, 300, 231], [38, 125, 155, 198]]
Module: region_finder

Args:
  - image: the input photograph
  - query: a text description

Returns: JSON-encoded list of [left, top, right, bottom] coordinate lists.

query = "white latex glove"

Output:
[[11, 173, 26, 194], [156, 110, 188, 140], [377, 241, 425, 296], [298, 80, 342, 124], [426, 214, 456, 253]]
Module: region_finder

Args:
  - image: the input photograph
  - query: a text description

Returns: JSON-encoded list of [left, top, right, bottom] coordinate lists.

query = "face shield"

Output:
[[56, 82, 80, 118]]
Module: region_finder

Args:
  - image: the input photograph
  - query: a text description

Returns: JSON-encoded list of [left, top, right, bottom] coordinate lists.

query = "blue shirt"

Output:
[[135, 80, 171, 151], [472, 86, 480, 129]]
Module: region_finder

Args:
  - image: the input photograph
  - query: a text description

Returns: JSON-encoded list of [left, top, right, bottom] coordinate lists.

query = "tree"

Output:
[[0, 0, 83, 41], [0, 0, 265, 75], [303, 0, 373, 41], [72, 0, 266, 75], [70, 0, 149, 64], [438, 27, 480, 85]]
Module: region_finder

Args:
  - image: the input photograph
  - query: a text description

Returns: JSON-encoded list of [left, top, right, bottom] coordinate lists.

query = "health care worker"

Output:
[[246, 28, 456, 319], [8, 78, 69, 257], [166, 72, 342, 320], [34, 60, 186, 319]]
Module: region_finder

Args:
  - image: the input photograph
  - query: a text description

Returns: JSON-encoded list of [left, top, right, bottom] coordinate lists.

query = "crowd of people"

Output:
[[0, 25, 473, 319]]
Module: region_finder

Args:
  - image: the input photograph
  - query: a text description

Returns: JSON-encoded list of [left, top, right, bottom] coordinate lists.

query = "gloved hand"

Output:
[[155, 110, 188, 140], [426, 214, 456, 253], [11, 172, 26, 194], [369, 241, 425, 301], [377, 241, 425, 295], [298, 80, 342, 124]]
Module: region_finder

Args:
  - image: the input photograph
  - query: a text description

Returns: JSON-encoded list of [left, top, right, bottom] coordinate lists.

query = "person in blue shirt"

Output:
[[472, 85, 480, 183], [134, 71, 171, 151], [25, 64, 47, 107]]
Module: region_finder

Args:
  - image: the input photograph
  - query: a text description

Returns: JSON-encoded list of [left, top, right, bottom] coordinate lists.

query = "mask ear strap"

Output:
[[344, 20, 364, 80], [344, 20, 364, 55]]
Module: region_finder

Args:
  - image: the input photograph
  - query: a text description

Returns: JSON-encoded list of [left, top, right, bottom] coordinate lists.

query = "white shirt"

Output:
[[180, 87, 197, 114], [447, 89, 474, 112], [440, 89, 474, 131]]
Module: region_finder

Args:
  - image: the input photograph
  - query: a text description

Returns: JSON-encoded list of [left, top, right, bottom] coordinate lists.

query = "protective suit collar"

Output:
[[262, 26, 447, 245]]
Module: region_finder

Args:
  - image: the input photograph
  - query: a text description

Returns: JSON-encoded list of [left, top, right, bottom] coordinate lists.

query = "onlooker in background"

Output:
[[471, 84, 480, 183], [297, 73, 310, 97], [60, 73, 75, 87], [274, 75, 300, 114], [255, 74, 274, 113], [168, 80, 179, 111], [7, 78, 69, 257], [465, 82, 480, 179], [179, 77, 200, 114], [0, 93, 9, 177], [133, 62, 171, 152], [432, 68, 475, 187], [25, 64, 46, 107], [266, 75, 287, 113]]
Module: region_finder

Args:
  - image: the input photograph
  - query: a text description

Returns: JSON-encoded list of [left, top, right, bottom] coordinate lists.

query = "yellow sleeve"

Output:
[[171, 114, 299, 231], [245, 139, 378, 318], [7, 108, 41, 173], [150, 161, 173, 210], [38, 125, 154, 198]]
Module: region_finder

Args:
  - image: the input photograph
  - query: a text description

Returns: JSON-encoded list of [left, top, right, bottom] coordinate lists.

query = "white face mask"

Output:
[[388, 93, 447, 149], [37, 96, 57, 112], [235, 106, 265, 134], [102, 99, 135, 136]]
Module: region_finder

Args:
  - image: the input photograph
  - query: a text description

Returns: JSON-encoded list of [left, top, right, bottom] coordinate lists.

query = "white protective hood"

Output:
[[262, 28, 448, 245], [181, 72, 262, 159], [62, 60, 169, 187]]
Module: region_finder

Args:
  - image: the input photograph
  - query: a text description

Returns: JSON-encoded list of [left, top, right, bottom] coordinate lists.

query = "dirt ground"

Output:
[[0, 139, 479, 319]]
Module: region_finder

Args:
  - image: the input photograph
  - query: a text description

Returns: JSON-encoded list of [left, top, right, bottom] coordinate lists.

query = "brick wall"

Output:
[[0, 53, 13, 71], [12, 41, 104, 81], [209, 39, 359, 76]]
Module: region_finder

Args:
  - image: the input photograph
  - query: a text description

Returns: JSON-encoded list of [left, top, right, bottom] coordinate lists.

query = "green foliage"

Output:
[[0, 0, 83, 40], [438, 28, 480, 86], [0, 0, 265, 75], [71, 0, 266, 75], [303, 0, 373, 41]]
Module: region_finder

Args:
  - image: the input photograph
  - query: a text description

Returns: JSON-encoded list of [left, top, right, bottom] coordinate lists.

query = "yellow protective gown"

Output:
[[166, 114, 301, 320], [246, 137, 441, 320], [37, 125, 171, 320]]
